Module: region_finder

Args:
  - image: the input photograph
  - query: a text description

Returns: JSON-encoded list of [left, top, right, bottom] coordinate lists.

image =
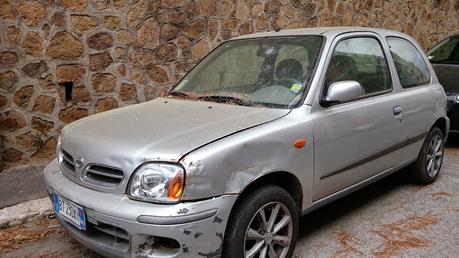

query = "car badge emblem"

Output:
[[75, 157, 84, 168]]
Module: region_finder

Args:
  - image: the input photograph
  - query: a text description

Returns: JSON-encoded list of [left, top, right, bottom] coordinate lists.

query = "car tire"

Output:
[[410, 127, 444, 185], [222, 185, 299, 258]]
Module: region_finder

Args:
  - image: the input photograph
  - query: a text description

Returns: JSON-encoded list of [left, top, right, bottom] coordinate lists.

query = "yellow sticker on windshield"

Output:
[[290, 83, 302, 93]]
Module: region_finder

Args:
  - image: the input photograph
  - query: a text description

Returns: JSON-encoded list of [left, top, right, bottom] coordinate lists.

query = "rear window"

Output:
[[386, 37, 431, 88]]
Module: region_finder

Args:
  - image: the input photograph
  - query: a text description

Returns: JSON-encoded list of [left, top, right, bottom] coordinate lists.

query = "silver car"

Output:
[[43, 27, 449, 258]]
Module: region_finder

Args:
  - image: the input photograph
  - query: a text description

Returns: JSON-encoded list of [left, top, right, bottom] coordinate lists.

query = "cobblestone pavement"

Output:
[[1, 146, 458, 258]]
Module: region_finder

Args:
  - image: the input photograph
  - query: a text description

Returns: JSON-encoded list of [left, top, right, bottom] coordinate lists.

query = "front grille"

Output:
[[61, 219, 129, 252], [84, 165, 124, 187], [61, 149, 75, 174], [90, 221, 130, 244]]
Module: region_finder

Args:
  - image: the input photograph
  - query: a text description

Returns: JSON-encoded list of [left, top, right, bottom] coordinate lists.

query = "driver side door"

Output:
[[312, 33, 406, 200]]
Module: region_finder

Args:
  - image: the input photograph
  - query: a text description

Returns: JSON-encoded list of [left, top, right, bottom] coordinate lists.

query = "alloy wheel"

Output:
[[426, 134, 443, 177], [243, 202, 293, 258]]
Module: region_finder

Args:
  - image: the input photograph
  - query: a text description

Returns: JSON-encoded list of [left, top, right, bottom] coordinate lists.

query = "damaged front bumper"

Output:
[[43, 159, 237, 258]]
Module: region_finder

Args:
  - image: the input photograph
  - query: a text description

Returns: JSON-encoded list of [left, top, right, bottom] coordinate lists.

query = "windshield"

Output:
[[169, 36, 324, 108]]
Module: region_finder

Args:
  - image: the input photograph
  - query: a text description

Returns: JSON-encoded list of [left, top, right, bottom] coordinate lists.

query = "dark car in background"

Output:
[[427, 35, 459, 133]]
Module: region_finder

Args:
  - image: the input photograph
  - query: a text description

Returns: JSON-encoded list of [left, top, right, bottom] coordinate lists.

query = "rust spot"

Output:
[[332, 230, 364, 258], [372, 212, 438, 257], [431, 191, 452, 200]]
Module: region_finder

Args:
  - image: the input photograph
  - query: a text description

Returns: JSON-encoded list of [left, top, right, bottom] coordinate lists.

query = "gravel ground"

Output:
[[1, 146, 458, 258]]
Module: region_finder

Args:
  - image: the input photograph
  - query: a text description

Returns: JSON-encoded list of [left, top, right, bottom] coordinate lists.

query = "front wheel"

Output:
[[410, 127, 444, 184], [222, 185, 299, 258]]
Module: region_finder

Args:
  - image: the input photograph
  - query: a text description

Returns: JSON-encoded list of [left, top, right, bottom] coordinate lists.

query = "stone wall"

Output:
[[0, 0, 458, 171]]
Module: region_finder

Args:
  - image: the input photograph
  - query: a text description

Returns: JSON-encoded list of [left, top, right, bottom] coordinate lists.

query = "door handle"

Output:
[[393, 105, 402, 115]]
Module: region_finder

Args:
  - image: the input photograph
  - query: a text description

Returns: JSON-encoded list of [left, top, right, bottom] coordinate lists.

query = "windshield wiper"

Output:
[[197, 95, 254, 107], [168, 91, 190, 98], [169, 91, 254, 107]]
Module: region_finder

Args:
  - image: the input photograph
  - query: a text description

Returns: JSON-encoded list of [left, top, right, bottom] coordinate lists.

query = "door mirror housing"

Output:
[[323, 80, 362, 106]]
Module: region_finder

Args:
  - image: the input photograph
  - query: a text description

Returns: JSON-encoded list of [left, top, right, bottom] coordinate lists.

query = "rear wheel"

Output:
[[222, 185, 298, 258], [410, 127, 444, 184]]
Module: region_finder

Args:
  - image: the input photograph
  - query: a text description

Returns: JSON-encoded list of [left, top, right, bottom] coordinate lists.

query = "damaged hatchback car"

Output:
[[44, 27, 448, 258]]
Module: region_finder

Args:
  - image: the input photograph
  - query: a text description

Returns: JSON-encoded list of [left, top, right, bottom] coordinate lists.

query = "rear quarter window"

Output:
[[386, 37, 431, 88]]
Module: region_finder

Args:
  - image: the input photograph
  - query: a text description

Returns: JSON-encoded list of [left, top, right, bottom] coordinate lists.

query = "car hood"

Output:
[[60, 97, 290, 171]]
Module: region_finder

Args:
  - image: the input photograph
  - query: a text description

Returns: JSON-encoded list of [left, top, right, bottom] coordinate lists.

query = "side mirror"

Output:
[[323, 80, 362, 106]]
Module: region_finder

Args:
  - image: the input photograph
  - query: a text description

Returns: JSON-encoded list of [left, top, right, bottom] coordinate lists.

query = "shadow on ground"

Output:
[[298, 133, 459, 241], [298, 166, 411, 238], [445, 133, 459, 148]]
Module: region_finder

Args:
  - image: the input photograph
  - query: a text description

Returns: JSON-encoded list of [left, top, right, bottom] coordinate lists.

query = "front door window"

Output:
[[324, 37, 392, 98]]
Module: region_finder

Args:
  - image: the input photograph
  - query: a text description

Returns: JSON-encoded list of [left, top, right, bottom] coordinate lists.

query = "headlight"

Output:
[[128, 163, 185, 203]]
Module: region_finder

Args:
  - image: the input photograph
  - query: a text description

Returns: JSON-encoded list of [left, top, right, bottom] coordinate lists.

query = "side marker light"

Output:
[[294, 139, 307, 148]]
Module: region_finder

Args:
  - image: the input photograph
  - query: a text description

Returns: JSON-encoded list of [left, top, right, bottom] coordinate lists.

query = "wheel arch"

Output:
[[229, 171, 303, 217], [431, 117, 448, 139], [222, 171, 302, 257]]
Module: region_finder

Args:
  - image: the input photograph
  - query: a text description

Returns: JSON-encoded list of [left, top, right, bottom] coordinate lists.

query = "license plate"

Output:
[[53, 192, 86, 230]]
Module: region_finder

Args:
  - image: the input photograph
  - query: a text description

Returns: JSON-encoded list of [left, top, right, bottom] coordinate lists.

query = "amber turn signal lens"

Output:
[[294, 139, 307, 148], [167, 172, 184, 199]]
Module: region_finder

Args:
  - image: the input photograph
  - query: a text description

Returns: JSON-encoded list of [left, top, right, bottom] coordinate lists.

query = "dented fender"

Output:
[[181, 106, 314, 210]]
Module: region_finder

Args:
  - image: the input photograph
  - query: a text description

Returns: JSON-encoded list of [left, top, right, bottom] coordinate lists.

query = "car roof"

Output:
[[232, 26, 409, 40], [446, 34, 459, 39]]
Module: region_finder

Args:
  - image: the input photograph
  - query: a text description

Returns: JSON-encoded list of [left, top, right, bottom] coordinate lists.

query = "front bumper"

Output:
[[43, 159, 237, 258]]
